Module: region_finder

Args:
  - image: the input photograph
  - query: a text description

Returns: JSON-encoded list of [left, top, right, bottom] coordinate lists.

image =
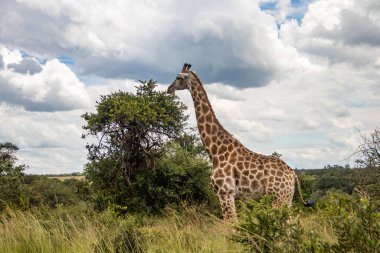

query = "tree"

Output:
[[270, 151, 282, 159], [133, 141, 218, 212], [0, 142, 25, 206], [355, 129, 380, 168], [82, 80, 188, 209]]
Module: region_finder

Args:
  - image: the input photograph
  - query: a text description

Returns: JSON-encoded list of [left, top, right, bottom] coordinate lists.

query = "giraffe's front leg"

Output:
[[218, 193, 237, 222]]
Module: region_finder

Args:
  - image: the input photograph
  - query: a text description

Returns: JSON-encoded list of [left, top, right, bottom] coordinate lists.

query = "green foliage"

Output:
[[233, 192, 380, 253], [0, 142, 25, 206], [233, 197, 329, 253], [294, 172, 317, 205], [83, 80, 188, 210], [22, 177, 78, 208], [233, 197, 293, 252], [85, 157, 127, 210], [317, 191, 380, 253], [270, 152, 282, 159], [300, 166, 380, 206], [316, 168, 355, 194], [83, 80, 216, 213], [87, 140, 218, 213], [95, 213, 146, 253], [82, 79, 187, 169], [133, 141, 219, 213], [0, 204, 242, 253], [72, 179, 93, 201]]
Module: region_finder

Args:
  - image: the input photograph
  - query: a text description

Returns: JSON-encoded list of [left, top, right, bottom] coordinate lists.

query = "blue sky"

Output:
[[57, 55, 74, 65], [0, 0, 379, 173]]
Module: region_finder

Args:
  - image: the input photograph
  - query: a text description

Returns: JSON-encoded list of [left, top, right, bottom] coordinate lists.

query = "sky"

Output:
[[0, 0, 379, 174]]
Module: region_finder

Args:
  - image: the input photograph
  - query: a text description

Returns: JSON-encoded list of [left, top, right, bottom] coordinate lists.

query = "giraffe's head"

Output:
[[167, 63, 193, 93]]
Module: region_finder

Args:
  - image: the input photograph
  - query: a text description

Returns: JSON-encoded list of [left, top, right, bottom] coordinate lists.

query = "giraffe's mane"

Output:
[[189, 71, 201, 85], [189, 70, 230, 135]]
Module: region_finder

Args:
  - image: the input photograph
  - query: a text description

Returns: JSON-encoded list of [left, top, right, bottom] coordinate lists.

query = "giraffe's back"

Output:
[[218, 148, 296, 205]]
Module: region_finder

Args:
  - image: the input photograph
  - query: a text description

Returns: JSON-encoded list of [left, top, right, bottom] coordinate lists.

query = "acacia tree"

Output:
[[82, 80, 188, 207]]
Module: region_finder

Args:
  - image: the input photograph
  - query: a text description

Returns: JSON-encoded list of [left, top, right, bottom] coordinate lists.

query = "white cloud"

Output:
[[184, 59, 380, 168], [0, 46, 90, 111], [0, 0, 379, 173], [0, 103, 87, 174], [0, 0, 313, 87], [280, 0, 380, 66]]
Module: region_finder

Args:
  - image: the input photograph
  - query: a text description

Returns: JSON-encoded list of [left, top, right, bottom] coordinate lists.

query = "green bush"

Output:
[[63, 178, 93, 201], [317, 191, 380, 253], [133, 142, 218, 213], [0, 142, 25, 207], [233, 197, 291, 252], [233, 192, 380, 253], [87, 141, 219, 214], [22, 177, 78, 207], [233, 196, 330, 253], [94, 210, 146, 253]]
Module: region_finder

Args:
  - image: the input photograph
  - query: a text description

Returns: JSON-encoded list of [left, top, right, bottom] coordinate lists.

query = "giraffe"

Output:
[[167, 63, 308, 221]]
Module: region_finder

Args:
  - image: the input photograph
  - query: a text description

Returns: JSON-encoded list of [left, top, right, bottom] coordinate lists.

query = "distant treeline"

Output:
[[42, 172, 84, 177], [296, 165, 380, 205]]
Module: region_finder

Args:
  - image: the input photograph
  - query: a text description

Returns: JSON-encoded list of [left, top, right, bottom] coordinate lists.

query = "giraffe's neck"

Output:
[[188, 72, 232, 157]]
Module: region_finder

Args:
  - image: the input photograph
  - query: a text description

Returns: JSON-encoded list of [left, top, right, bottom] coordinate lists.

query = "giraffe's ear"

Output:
[[182, 63, 192, 72]]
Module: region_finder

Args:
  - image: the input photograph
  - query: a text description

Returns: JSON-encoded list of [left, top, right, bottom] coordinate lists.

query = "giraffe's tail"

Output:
[[294, 174, 315, 207]]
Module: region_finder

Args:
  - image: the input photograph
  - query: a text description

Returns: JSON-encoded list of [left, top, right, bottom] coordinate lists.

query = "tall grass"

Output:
[[142, 206, 241, 253], [0, 205, 242, 253], [3, 193, 376, 253], [0, 207, 102, 253]]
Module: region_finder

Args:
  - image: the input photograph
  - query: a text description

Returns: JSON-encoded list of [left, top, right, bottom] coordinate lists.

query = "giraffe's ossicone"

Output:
[[167, 63, 308, 222]]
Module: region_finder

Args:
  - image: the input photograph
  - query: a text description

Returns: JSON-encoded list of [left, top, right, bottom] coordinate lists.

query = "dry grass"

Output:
[[299, 212, 336, 244], [0, 208, 101, 253], [0, 204, 345, 253], [48, 175, 85, 181], [142, 207, 242, 253], [0, 206, 242, 253]]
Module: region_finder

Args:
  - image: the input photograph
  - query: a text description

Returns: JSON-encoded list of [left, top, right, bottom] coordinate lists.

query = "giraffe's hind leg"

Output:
[[218, 193, 237, 222]]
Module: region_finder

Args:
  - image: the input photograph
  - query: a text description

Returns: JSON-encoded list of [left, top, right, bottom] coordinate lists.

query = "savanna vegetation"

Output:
[[0, 81, 379, 252]]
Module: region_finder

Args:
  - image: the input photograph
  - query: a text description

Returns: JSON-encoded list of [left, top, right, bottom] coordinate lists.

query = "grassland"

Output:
[[0, 206, 243, 253], [1, 167, 378, 253], [47, 175, 85, 181], [1, 194, 379, 253]]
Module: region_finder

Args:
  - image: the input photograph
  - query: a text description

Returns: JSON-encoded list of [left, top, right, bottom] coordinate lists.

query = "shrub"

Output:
[[233, 197, 291, 252], [233, 196, 332, 253], [88, 141, 219, 214], [133, 142, 218, 213], [22, 177, 78, 207], [318, 191, 380, 253], [63, 178, 93, 201], [95, 210, 146, 253], [0, 142, 25, 207]]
